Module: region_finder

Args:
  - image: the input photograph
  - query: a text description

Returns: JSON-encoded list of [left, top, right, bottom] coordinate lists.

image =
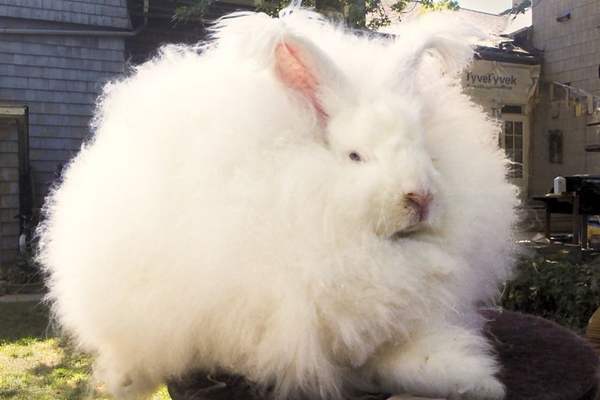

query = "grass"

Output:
[[0, 301, 171, 400]]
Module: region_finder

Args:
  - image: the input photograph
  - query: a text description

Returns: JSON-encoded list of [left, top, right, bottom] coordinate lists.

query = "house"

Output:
[[529, 0, 600, 198], [448, 0, 600, 204], [0, 0, 255, 276]]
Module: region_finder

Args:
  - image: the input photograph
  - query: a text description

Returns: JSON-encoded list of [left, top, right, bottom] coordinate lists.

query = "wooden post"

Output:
[[545, 207, 551, 240], [581, 214, 589, 249], [573, 192, 580, 245]]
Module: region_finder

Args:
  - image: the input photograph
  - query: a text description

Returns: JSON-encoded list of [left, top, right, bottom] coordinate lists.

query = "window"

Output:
[[548, 129, 563, 164]]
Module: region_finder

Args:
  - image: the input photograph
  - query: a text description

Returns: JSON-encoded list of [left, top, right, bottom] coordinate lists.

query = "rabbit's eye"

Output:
[[348, 152, 362, 162]]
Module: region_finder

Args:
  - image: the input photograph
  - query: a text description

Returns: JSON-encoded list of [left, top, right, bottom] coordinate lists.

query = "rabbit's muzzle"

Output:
[[373, 190, 434, 239], [404, 191, 432, 222]]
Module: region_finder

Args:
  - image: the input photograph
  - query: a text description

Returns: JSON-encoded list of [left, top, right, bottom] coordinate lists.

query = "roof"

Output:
[[475, 43, 539, 65]]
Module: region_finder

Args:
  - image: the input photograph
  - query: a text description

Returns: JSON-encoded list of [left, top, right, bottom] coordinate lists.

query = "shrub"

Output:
[[501, 247, 600, 333], [4, 251, 43, 285]]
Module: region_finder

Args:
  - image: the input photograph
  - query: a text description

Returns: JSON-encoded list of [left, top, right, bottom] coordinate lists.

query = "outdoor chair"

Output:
[[167, 309, 600, 400]]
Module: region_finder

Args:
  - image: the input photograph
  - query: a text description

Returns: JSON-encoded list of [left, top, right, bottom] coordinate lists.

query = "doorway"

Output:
[[500, 105, 529, 197], [0, 105, 31, 274]]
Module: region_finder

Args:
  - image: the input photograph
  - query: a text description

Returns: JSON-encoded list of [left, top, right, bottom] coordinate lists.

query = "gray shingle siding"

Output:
[[29, 125, 89, 139], [0, 53, 123, 73], [0, 5, 129, 246], [0, 0, 130, 29], [0, 34, 125, 51], [0, 40, 124, 62], [0, 13, 126, 270], [0, 87, 99, 106], [0, 64, 117, 83]]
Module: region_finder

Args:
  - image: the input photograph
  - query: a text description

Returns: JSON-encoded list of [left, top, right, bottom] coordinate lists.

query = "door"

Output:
[[499, 109, 529, 196], [0, 119, 20, 270], [0, 105, 30, 273]]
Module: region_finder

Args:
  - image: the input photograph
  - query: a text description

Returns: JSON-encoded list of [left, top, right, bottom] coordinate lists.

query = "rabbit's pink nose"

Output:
[[405, 192, 433, 221]]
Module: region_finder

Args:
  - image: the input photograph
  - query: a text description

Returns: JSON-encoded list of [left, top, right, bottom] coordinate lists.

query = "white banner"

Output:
[[462, 60, 540, 106]]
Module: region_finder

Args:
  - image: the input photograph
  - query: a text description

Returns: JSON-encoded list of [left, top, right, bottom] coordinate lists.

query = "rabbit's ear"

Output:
[[273, 37, 345, 127], [405, 34, 475, 76], [392, 14, 480, 77]]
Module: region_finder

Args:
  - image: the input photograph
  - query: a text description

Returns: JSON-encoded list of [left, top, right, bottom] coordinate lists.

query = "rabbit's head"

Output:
[[268, 23, 473, 239], [327, 96, 439, 238]]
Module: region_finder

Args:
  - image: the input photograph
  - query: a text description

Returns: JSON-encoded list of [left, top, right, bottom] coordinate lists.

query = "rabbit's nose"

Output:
[[405, 191, 433, 221]]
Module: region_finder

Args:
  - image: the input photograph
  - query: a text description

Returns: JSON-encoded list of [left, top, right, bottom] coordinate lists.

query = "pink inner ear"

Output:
[[274, 42, 328, 125]]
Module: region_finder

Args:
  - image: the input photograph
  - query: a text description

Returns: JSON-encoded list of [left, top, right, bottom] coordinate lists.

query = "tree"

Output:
[[365, 0, 458, 29], [175, 0, 458, 30]]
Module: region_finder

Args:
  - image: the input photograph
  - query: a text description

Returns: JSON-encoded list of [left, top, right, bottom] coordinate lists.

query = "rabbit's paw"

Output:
[[453, 375, 504, 400], [442, 350, 504, 400], [365, 326, 504, 400]]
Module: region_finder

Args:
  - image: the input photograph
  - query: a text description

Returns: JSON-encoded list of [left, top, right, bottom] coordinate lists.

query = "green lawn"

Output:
[[0, 301, 171, 400]]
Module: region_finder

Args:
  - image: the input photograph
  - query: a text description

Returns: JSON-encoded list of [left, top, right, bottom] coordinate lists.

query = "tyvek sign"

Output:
[[462, 60, 540, 105], [465, 71, 518, 89]]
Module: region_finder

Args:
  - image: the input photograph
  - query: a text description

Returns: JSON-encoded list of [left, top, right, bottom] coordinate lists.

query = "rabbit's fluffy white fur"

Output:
[[38, 9, 518, 400]]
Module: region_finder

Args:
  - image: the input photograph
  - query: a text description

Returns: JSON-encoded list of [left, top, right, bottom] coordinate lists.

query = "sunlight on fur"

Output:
[[37, 8, 518, 400]]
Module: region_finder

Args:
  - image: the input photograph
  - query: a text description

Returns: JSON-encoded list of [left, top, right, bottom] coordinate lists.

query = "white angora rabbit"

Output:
[[38, 8, 518, 400]]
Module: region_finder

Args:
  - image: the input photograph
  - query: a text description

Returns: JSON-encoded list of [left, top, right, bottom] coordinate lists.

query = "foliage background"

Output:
[[175, 0, 459, 29], [501, 247, 600, 333]]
